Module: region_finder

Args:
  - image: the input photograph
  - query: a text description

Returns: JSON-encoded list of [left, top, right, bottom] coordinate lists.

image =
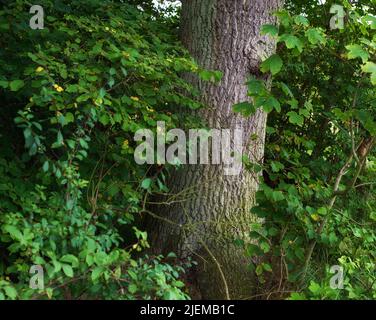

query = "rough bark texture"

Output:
[[148, 0, 282, 299]]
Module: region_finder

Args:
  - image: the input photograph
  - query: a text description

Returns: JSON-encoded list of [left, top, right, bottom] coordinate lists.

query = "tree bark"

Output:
[[148, 0, 283, 299]]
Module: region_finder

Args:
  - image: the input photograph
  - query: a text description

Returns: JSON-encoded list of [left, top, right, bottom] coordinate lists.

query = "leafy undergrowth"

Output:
[[0, 0, 200, 300], [234, 2, 376, 300]]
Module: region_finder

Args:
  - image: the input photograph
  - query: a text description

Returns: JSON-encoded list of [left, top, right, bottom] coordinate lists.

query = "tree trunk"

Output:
[[148, 0, 283, 300]]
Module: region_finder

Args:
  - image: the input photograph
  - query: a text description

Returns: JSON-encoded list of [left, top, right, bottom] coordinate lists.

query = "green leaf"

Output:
[[260, 24, 279, 37], [268, 227, 279, 237], [76, 93, 91, 103], [3, 225, 23, 240], [246, 244, 262, 257], [247, 78, 267, 95], [275, 10, 291, 27], [278, 82, 294, 98], [57, 131, 63, 145], [199, 70, 222, 82], [91, 267, 104, 281], [362, 61, 376, 73], [167, 252, 177, 258], [61, 254, 79, 267], [294, 15, 309, 26], [254, 96, 267, 109], [128, 284, 138, 294], [362, 61, 376, 85], [260, 54, 283, 75], [43, 161, 49, 172], [354, 110, 376, 134], [66, 139, 76, 149], [10, 80, 25, 92], [346, 44, 369, 63], [99, 87, 106, 98], [66, 85, 78, 93], [279, 34, 304, 52], [308, 281, 321, 294], [233, 101, 256, 117], [52, 260, 62, 273], [260, 241, 271, 253], [270, 161, 284, 172], [174, 280, 185, 288], [128, 269, 138, 280], [79, 138, 89, 149], [305, 28, 326, 45], [65, 112, 74, 125], [262, 263, 272, 272], [255, 264, 264, 276], [271, 191, 285, 202], [0, 80, 8, 88], [141, 178, 152, 190], [262, 96, 281, 113], [287, 111, 304, 126], [58, 114, 66, 126], [99, 114, 110, 126], [4, 286, 17, 299], [62, 264, 74, 278], [289, 293, 306, 300], [364, 14, 376, 29]]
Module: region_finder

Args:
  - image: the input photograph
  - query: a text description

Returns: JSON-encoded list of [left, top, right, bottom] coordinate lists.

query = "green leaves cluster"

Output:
[[240, 2, 376, 300], [0, 0, 196, 300]]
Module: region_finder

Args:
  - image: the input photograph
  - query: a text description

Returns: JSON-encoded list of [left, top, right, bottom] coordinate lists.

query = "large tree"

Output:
[[149, 0, 283, 299]]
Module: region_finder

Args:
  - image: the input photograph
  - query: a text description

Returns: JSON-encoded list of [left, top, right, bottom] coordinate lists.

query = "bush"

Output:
[[0, 0, 198, 300]]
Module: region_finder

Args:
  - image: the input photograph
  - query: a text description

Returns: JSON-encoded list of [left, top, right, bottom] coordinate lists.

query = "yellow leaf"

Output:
[[122, 140, 129, 149], [53, 84, 64, 92]]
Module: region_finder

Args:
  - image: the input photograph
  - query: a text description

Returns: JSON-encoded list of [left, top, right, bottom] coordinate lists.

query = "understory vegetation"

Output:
[[0, 0, 375, 300]]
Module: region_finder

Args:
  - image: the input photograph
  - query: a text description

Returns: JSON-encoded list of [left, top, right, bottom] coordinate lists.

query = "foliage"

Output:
[[0, 0, 198, 300], [1, 0, 375, 301], [234, 0, 376, 300]]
